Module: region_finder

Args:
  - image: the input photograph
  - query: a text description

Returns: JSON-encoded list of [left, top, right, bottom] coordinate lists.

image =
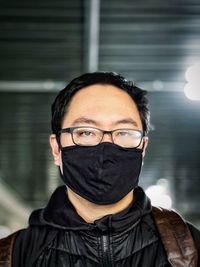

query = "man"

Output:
[[0, 72, 200, 266]]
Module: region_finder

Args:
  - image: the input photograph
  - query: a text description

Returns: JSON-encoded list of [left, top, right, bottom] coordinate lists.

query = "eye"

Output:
[[117, 130, 131, 137], [74, 128, 97, 138], [79, 130, 93, 136]]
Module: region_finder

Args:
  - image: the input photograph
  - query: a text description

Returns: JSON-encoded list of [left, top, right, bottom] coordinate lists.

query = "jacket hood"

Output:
[[29, 186, 152, 233]]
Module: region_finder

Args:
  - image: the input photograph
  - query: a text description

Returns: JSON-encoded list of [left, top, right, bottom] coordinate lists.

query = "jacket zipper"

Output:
[[100, 234, 113, 267]]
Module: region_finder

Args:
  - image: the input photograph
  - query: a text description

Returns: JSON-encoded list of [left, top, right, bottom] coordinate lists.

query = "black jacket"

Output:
[[13, 186, 200, 267]]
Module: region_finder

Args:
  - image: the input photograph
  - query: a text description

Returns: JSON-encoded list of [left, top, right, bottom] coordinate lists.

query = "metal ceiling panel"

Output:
[[0, 0, 84, 81]]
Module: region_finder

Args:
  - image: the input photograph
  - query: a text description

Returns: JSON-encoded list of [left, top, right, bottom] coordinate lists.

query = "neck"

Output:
[[67, 187, 134, 223]]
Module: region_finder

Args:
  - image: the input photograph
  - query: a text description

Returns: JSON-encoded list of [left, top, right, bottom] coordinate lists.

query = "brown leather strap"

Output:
[[152, 206, 198, 267], [0, 231, 19, 267]]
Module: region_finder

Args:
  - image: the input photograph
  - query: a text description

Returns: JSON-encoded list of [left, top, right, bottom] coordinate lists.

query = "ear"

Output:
[[49, 134, 61, 166], [142, 136, 149, 158]]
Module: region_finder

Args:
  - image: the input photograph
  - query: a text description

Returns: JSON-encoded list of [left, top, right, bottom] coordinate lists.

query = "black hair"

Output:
[[51, 72, 150, 136]]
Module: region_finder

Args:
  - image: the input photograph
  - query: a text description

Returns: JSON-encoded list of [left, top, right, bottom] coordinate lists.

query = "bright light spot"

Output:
[[185, 64, 200, 82], [184, 83, 200, 101], [145, 184, 172, 209], [184, 64, 200, 101]]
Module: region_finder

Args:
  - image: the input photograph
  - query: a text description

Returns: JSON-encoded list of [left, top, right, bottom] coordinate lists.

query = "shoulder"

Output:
[[13, 226, 57, 267], [0, 230, 20, 265], [151, 206, 199, 265], [187, 222, 200, 238], [187, 222, 200, 255]]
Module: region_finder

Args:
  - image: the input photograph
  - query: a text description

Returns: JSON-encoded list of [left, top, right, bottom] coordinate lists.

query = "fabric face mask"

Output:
[[61, 142, 143, 205]]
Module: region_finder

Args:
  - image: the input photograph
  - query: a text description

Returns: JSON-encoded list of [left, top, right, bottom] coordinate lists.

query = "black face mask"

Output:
[[61, 142, 143, 205]]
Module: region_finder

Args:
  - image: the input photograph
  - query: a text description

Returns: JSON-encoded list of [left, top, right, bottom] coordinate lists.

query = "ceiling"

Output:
[[0, 0, 200, 88]]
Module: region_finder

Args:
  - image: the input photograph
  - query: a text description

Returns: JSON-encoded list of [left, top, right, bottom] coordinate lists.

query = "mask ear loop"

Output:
[[141, 136, 147, 150], [56, 133, 65, 181], [142, 141, 145, 150], [56, 133, 62, 150]]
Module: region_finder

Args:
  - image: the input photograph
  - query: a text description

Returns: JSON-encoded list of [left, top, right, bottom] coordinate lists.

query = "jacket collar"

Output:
[[29, 186, 152, 233]]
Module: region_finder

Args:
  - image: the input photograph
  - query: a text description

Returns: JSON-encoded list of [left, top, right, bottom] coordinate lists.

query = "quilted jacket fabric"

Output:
[[9, 186, 200, 266]]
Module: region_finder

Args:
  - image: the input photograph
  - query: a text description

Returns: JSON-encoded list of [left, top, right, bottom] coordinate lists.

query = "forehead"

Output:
[[69, 84, 136, 108], [63, 84, 142, 129]]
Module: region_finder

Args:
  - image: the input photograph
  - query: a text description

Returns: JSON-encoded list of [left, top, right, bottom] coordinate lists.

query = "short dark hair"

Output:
[[51, 72, 150, 136]]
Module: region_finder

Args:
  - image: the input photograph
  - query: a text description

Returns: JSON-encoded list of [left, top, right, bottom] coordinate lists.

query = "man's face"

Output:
[[50, 84, 148, 166]]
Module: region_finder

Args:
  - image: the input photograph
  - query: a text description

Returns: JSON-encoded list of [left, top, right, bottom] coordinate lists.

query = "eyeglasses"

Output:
[[59, 126, 144, 148]]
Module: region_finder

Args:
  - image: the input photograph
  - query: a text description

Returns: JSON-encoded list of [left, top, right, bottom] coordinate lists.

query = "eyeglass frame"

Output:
[[58, 126, 146, 148]]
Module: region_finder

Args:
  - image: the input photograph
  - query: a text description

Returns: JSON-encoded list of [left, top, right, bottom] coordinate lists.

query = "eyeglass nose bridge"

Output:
[[99, 129, 114, 144]]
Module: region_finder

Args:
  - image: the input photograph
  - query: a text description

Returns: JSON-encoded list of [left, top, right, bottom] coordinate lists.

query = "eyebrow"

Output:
[[71, 117, 98, 126], [71, 117, 139, 127], [115, 118, 139, 127]]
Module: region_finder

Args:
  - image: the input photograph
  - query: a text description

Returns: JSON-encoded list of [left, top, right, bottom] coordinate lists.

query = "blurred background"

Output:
[[0, 0, 200, 237]]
